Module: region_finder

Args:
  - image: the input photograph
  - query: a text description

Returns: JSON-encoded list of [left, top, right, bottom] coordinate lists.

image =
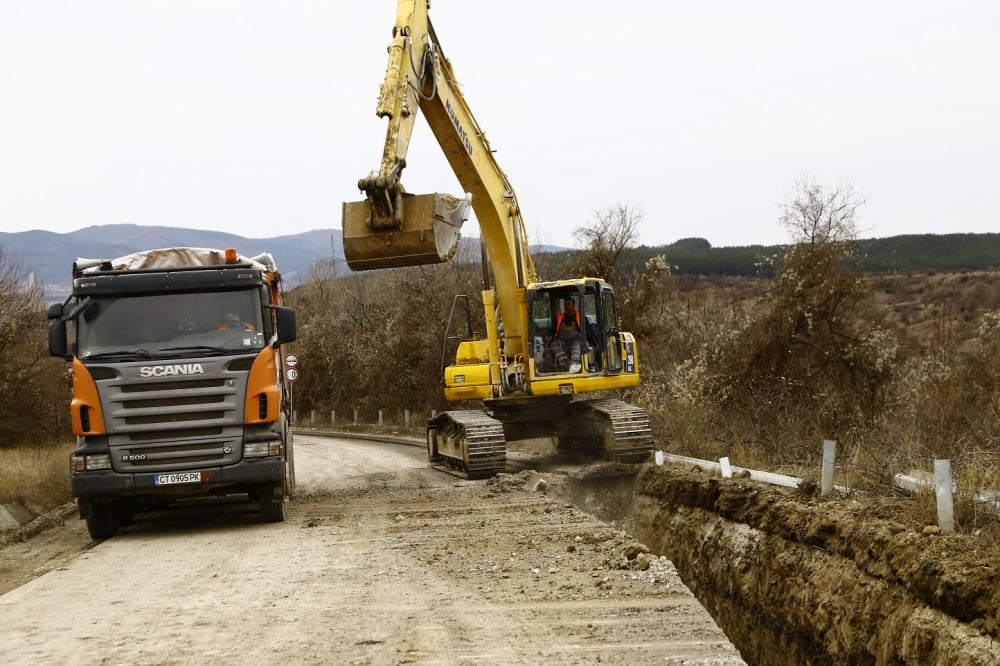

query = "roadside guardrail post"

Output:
[[720, 456, 732, 479], [821, 440, 837, 496], [934, 458, 956, 533]]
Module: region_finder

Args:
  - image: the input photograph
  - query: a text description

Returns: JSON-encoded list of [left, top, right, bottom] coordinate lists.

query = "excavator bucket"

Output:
[[342, 193, 470, 271]]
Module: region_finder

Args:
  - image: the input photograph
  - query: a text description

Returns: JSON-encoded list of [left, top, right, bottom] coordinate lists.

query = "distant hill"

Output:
[[1, 225, 345, 301], [1, 224, 565, 301], [5, 225, 998, 301], [617, 233, 1000, 277]]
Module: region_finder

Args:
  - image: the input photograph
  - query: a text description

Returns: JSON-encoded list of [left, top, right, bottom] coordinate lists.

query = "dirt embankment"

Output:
[[632, 464, 1000, 665]]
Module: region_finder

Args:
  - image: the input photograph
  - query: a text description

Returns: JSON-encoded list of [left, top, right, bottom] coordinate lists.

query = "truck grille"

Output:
[[92, 359, 250, 473]]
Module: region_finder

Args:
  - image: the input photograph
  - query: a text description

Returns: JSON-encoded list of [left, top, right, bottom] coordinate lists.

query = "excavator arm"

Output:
[[344, 0, 535, 347]]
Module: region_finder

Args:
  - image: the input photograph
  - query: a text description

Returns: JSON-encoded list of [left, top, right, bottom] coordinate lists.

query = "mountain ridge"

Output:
[[2, 225, 345, 299], [5, 225, 998, 300]]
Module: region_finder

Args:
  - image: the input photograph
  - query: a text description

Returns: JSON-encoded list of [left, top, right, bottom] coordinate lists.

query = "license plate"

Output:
[[154, 472, 203, 486]]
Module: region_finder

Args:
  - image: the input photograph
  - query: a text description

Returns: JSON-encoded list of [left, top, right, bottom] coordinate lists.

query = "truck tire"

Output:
[[86, 503, 118, 540], [116, 500, 138, 527], [259, 485, 288, 523]]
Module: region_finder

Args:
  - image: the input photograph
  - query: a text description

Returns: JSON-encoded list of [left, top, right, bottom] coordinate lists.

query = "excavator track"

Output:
[[573, 399, 653, 463], [426, 410, 507, 479]]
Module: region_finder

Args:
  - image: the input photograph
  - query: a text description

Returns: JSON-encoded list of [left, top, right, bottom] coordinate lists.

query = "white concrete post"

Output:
[[934, 458, 956, 534], [310, 410, 315, 425], [378, 410, 384, 427], [720, 457, 733, 479], [405, 409, 411, 427], [821, 440, 837, 496], [330, 410, 336, 426], [353, 407, 359, 425]]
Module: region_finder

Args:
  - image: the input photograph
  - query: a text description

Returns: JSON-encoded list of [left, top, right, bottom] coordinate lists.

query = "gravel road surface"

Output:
[[0, 434, 744, 665]]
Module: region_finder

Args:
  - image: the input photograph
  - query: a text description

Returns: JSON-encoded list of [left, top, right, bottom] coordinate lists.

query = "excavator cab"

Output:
[[526, 280, 631, 380]]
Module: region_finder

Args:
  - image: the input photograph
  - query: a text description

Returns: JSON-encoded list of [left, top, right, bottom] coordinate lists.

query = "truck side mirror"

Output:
[[48, 320, 68, 358], [274, 306, 297, 345]]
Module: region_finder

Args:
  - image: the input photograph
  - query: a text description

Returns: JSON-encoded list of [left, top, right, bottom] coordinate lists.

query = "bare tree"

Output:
[[780, 178, 863, 246], [571, 203, 641, 289], [665, 180, 896, 463], [286, 242, 485, 420], [0, 250, 69, 444]]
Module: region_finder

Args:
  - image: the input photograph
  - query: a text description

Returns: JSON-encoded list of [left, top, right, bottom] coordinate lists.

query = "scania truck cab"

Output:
[[47, 247, 297, 539]]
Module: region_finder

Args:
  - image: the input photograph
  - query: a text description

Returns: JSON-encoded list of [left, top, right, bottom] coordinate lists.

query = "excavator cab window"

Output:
[[601, 285, 623, 373], [579, 288, 602, 372], [528, 286, 605, 375], [528, 291, 553, 372]]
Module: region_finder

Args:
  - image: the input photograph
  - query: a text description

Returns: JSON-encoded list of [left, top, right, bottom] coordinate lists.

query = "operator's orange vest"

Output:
[[554, 310, 581, 335]]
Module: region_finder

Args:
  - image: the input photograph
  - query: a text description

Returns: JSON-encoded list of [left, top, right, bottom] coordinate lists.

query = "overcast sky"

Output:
[[2, 1, 998, 249]]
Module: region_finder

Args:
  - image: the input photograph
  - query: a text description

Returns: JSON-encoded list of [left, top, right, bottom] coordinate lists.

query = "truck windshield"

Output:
[[75, 291, 266, 360]]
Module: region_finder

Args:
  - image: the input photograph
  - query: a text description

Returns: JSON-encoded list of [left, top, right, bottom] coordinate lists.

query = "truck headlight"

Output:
[[244, 441, 282, 458], [72, 453, 111, 472]]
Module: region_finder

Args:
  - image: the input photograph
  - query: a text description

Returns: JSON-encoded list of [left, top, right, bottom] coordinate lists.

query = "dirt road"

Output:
[[0, 434, 744, 665]]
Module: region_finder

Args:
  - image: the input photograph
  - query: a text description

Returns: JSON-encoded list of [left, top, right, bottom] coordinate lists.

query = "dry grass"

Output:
[[639, 268, 1000, 543], [0, 441, 73, 510]]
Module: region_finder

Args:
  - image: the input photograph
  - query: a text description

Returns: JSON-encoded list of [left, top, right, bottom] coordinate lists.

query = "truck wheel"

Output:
[[259, 485, 288, 523], [115, 501, 137, 527], [87, 503, 118, 540]]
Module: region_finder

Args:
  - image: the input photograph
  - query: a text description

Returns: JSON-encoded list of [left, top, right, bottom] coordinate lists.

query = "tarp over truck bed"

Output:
[[73, 247, 278, 277]]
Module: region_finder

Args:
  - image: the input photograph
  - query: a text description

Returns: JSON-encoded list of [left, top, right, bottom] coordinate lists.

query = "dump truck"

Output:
[[47, 247, 297, 539]]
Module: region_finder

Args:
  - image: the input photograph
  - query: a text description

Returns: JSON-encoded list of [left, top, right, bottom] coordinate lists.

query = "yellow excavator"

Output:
[[343, 0, 652, 478]]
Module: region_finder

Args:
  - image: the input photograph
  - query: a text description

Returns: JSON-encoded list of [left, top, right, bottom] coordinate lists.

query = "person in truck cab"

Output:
[[217, 311, 255, 331], [544, 296, 588, 373]]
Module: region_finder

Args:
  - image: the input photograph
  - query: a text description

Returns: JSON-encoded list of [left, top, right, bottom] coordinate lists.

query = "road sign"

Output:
[[285, 354, 298, 368], [287, 367, 300, 382]]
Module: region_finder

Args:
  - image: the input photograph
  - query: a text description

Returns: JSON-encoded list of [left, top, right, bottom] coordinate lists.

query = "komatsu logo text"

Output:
[[139, 364, 206, 378], [445, 98, 473, 156]]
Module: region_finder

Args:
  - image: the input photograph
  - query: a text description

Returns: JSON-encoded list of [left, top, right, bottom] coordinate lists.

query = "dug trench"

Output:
[[527, 458, 1000, 665]]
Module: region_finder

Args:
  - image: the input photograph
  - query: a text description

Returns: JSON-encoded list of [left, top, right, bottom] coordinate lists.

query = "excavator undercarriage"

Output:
[[426, 397, 653, 479]]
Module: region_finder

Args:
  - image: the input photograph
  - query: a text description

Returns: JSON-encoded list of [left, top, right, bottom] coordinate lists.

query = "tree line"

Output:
[[538, 232, 1000, 279]]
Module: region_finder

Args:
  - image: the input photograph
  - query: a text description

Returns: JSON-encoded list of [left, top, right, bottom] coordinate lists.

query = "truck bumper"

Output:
[[72, 458, 286, 501]]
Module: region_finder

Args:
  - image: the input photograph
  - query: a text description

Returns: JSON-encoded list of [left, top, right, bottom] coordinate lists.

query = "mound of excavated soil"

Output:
[[632, 463, 1000, 665]]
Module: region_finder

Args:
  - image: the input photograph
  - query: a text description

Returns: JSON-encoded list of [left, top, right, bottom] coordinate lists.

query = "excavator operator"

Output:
[[545, 297, 587, 373]]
